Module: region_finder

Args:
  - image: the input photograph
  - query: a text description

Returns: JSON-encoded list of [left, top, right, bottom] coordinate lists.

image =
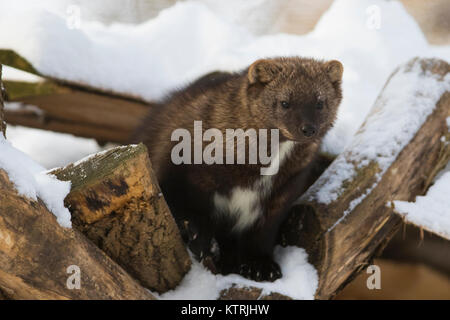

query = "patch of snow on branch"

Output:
[[393, 171, 450, 240], [1, 0, 449, 156], [0, 135, 72, 228], [308, 59, 450, 211], [158, 246, 318, 300]]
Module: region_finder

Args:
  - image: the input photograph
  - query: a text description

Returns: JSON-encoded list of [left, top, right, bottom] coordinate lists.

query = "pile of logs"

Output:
[[0, 54, 449, 300]]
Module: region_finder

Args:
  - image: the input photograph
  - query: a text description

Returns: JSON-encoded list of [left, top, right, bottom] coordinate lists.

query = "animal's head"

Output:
[[246, 57, 343, 143]]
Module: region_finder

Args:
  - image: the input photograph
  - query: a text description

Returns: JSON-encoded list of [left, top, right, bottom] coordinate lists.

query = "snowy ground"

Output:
[[0, 0, 449, 299]]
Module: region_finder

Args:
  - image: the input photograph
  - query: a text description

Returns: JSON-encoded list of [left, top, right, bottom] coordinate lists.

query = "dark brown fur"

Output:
[[133, 57, 343, 281]]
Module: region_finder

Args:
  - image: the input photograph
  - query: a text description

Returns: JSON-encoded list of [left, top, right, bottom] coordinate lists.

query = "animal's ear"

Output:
[[324, 60, 343, 83], [248, 59, 282, 84]]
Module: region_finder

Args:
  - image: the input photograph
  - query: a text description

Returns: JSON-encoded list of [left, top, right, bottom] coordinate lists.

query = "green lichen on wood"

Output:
[[3, 80, 64, 100], [51, 143, 148, 192], [0, 50, 39, 75]]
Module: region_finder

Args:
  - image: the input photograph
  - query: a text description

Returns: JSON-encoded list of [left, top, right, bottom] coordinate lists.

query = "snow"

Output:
[[5, 126, 102, 169], [158, 246, 318, 300], [4, 102, 44, 116], [71, 144, 136, 167], [0, 135, 72, 228], [1, 0, 449, 156], [0, 0, 449, 299], [307, 59, 450, 212], [393, 171, 450, 240]]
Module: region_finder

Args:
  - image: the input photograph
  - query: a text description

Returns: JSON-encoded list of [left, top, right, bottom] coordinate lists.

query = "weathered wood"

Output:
[[0, 169, 155, 300], [219, 286, 292, 300], [0, 49, 149, 102], [382, 224, 450, 276], [51, 144, 191, 293], [281, 58, 450, 299], [0, 49, 151, 144], [3, 79, 149, 144], [0, 50, 38, 75], [0, 64, 5, 136]]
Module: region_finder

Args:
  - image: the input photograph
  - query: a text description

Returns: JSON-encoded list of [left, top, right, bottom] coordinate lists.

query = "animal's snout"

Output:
[[301, 124, 317, 137]]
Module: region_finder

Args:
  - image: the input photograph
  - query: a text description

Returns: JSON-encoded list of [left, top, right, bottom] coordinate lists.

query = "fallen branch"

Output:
[[51, 144, 191, 293], [281, 58, 450, 299], [219, 286, 291, 300]]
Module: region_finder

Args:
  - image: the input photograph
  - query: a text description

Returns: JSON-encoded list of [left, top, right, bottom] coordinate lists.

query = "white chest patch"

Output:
[[213, 141, 296, 232]]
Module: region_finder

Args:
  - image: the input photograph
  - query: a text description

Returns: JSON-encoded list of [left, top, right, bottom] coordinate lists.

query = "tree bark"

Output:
[[0, 169, 155, 300], [219, 286, 291, 300], [280, 58, 450, 299], [51, 144, 191, 293], [0, 64, 6, 136]]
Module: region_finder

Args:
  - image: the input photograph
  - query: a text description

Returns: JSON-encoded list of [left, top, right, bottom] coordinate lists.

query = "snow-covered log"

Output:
[[1, 50, 150, 144], [219, 286, 291, 300], [50, 144, 191, 293], [0, 169, 155, 299], [281, 58, 450, 299]]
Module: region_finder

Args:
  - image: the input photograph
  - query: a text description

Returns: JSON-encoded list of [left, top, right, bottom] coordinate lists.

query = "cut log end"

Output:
[[52, 144, 191, 293]]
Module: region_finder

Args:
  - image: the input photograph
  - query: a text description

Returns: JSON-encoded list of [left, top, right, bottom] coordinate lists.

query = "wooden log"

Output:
[[3, 79, 149, 144], [0, 49, 151, 144], [219, 286, 292, 300], [381, 224, 450, 276], [0, 49, 148, 102], [280, 58, 450, 299], [0, 50, 38, 75], [0, 64, 5, 136], [0, 169, 155, 299], [51, 144, 191, 293]]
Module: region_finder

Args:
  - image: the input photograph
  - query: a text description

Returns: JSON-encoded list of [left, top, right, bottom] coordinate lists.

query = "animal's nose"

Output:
[[301, 124, 317, 137]]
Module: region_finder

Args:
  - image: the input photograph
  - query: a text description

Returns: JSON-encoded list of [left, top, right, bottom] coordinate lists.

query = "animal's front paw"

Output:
[[238, 258, 282, 282]]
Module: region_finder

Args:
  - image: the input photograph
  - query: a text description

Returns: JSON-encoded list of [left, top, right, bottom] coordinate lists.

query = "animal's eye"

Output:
[[281, 101, 290, 109], [317, 100, 324, 110]]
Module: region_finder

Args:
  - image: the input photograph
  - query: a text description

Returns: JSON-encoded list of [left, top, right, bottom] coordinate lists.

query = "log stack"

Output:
[[280, 58, 450, 299]]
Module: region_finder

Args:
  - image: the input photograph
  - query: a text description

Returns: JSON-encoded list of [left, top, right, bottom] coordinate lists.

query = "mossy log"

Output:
[[51, 144, 191, 293], [0, 169, 155, 299], [0, 49, 150, 144], [281, 58, 450, 299]]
